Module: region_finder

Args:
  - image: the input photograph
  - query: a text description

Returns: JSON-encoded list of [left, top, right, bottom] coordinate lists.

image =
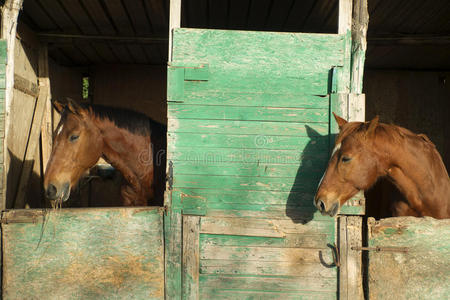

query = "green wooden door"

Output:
[[367, 217, 450, 300], [2, 208, 164, 299], [166, 28, 361, 299]]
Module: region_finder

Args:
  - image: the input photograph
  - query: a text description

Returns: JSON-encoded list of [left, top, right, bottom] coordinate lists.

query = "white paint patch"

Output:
[[316, 143, 341, 191], [56, 124, 64, 136], [331, 143, 341, 157]]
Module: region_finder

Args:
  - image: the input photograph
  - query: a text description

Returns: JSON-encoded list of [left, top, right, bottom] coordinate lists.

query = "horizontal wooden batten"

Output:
[[177, 88, 330, 108], [168, 119, 330, 136], [168, 104, 328, 123], [200, 245, 334, 264], [199, 289, 336, 300], [199, 275, 337, 292], [200, 217, 334, 237], [168, 147, 328, 165], [174, 188, 316, 205], [171, 161, 324, 178], [200, 233, 333, 249], [173, 174, 322, 192], [168, 132, 329, 150], [200, 261, 336, 279]]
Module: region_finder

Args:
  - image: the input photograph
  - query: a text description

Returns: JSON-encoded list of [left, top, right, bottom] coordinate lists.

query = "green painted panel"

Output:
[[2, 208, 164, 300], [169, 119, 329, 136], [168, 104, 328, 122], [173, 29, 344, 75], [173, 174, 320, 192], [200, 233, 334, 249], [171, 161, 324, 177], [0, 40, 6, 64], [168, 147, 328, 165], [368, 217, 450, 300], [177, 88, 330, 108], [164, 209, 183, 300], [199, 289, 336, 300]]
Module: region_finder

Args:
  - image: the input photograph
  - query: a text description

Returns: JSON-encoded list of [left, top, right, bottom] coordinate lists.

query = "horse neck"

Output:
[[96, 121, 152, 187], [378, 135, 450, 217]]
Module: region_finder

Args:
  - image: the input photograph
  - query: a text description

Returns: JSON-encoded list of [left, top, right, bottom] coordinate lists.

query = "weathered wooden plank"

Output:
[[173, 174, 323, 192], [199, 289, 336, 300], [182, 216, 200, 300], [172, 29, 345, 74], [200, 275, 337, 292], [200, 245, 333, 263], [2, 208, 164, 299], [168, 119, 329, 136], [368, 217, 450, 300], [172, 161, 324, 177], [168, 147, 328, 165], [200, 233, 333, 249], [200, 217, 334, 237], [200, 260, 337, 278], [338, 216, 363, 300], [165, 209, 182, 300], [168, 104, 328, 123], [177, 88, 330, 108]]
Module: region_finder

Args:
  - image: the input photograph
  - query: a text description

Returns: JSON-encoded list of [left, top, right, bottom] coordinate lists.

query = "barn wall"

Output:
[[363, 70, 450, 217], [92, 65, 167, 125]]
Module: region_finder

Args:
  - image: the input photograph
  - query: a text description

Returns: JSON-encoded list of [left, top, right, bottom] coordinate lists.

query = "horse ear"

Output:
[[366, 115, 379, 139], [66, 98, 88, 117], [52, 99, 64, 114], [333, 112, 347, 130]]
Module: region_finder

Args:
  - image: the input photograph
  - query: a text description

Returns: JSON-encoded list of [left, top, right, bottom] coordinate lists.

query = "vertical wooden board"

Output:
[[2, 208, 164, 299], [182, 216, 200, 300], [165, 209, 182, 299], [368, 217, 450, 300]]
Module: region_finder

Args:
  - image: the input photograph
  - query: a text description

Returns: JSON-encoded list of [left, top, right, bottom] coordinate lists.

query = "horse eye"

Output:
[[342, 156, 352, 163], [69, 135, 79, 142]]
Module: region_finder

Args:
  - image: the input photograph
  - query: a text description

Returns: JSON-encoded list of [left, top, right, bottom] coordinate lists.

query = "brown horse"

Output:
[[314, 113, 450, 218], [44, 99, 166, 206]]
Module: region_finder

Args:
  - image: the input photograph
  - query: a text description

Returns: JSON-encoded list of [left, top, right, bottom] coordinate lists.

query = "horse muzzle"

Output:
[[45, 182, 71, 202], [314, 198, 340, 217]]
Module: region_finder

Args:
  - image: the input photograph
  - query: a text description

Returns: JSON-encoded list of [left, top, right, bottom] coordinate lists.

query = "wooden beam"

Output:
[[182, 215, 200, 300], [368, 34, 450, 46], [1, 0, 24, 210], [13, 45, 49, 208], [39, 44, 52, 174], [339, 216, 364, 300], [350, 0, 369, 94], [37, 33, 168, 45], [13, 74, 39, 98], [338, 0, 352, 34], [169, 0, 182, 61]]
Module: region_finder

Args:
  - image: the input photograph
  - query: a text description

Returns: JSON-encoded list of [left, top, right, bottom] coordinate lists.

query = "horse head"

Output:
[[314, 113, 381, 216], [44, 99, 103, 202]]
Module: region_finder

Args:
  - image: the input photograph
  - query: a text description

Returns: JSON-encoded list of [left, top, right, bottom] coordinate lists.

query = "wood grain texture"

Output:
[[182, 216, 200, 300], [368, 217, 450, 300], [2, 208, 164, 299]]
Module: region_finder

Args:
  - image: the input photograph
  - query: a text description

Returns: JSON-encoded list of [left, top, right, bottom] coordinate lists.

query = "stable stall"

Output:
[[0, 0, 448, 299]]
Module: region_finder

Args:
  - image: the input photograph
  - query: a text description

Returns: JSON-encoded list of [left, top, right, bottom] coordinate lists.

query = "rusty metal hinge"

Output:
[[351, 246, 408, 253]]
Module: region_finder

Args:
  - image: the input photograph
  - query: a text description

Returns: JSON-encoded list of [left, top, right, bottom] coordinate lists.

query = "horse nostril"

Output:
[[46, 184, 57, 199], [317, 199, 326, 212]]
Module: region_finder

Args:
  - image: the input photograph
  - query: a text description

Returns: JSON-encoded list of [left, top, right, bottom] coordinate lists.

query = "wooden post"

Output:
[[13, 45, 49, 208], [339, 216, 364, 300], [182, 215, 200, 300], [168, 0, 181, 61], [350, 0, 369, 94], [40, 43, 52, 173], [1, 0, 23, 210]]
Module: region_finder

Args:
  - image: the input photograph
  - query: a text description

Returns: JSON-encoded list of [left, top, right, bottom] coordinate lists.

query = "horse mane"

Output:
[[339, 120, 437, 150], [76, 103, 165, 136]]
